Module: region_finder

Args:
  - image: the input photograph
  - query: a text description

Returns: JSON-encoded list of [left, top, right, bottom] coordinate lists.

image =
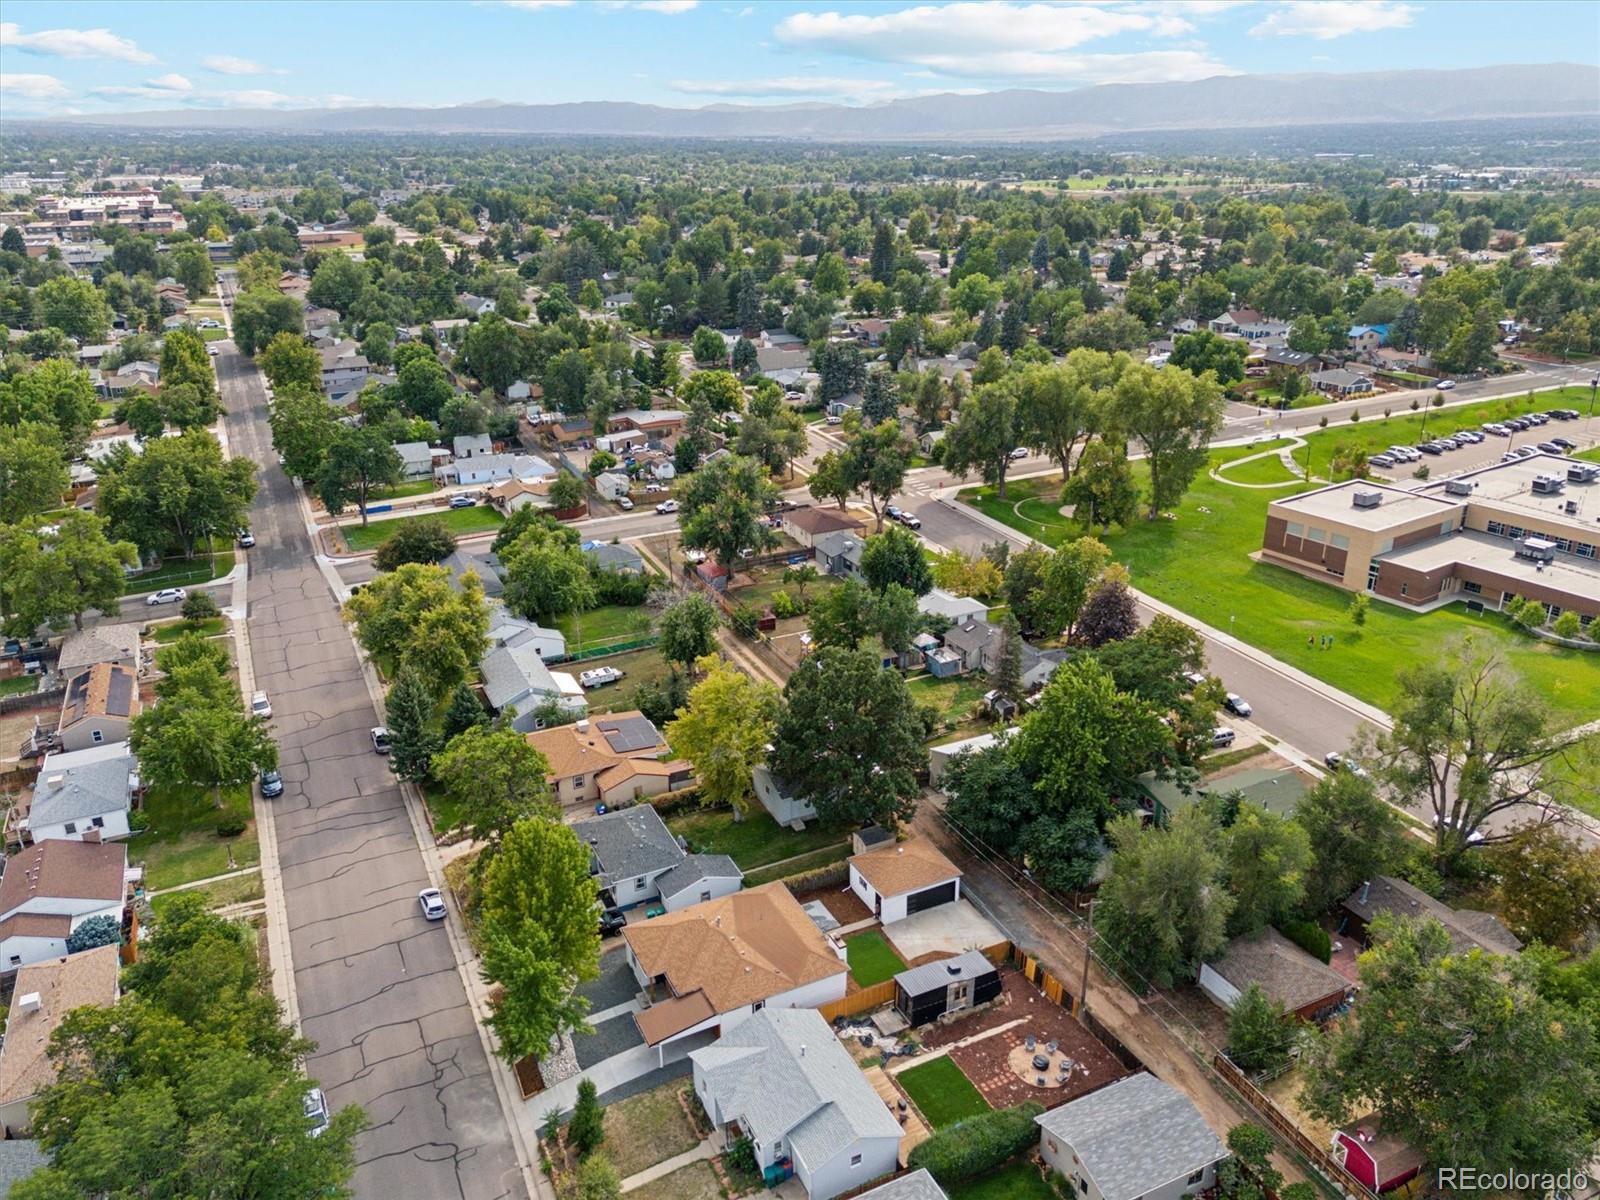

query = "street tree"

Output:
[[432, 726, 556, 863], [1294, 770, 1402, 913], [343, 562, 489, 701], [268, 383, 343, 480], [1061, 438, 1139, 530], [859, 523, 933, 595], [667, 655, 781, 818], [678, 453, 777, 570], [1011, 352, 1119, 479], [941, 383, 1019, 498], [0, 421, 69, 523], [315, 426, 404, 526], [842, 419, 915, 531], [374, 517, 458, 572], [96, 430, 257, 559], [1033, 536, 1111, 641], [385, 665, 442, 784], [657, 593, 721, 672], [257, 332, 322, 391], [1170, 330, 1248, 387], [131, 683, 278, 809], [1109, 362, 1223, 518], [233, 289, 304, 356], [806, 449, 854, 511]]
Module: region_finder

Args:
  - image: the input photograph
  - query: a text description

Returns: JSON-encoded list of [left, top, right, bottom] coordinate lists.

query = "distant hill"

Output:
[[27, 63, 1600, 141]]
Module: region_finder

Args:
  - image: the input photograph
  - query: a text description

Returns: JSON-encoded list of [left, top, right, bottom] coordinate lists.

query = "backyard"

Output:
[[960, 440, 1600, 727], [340, 504, 503, 552], [136, 782, 259, 892], [667, 807, 846, 870], [553, 603, 656, 653], [896, 1056, 992, 1129], [573, 646, 675, 716], [845, 929, 906, 987], [952, 1160, 1056, 1200]]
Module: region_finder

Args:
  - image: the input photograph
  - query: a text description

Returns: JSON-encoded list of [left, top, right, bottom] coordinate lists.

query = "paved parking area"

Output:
[[575, 1013, 645, 1071], [882, 899, 1005, 962], [579, 948, 640, 1012]]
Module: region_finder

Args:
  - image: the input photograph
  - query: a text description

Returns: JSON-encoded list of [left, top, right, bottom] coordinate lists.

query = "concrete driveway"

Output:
[[883, 899, 1005, 962]]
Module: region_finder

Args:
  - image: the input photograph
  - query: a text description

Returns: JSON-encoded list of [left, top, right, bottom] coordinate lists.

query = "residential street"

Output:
[[214, 329, 529, 1200]]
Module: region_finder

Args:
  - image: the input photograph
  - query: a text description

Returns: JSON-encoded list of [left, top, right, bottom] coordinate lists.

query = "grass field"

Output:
[[576, 647, 675, 716], [1213, 443, 1303, 486], [908, 674, 993, 723], [0, 675, 39, 698], [624, 1161, 721, 1200], [600, 1083, 701, 1179], [149, 871, 264, 917], [371, 478, 438, 501], [667, 808, 844, 869], [961, 441, 1600, 727], [123, 548, 235, 595], [742, 843, 851, 887], [340, 504, 503, 551], [952, 1160, 1055, 1200], [1576, 445, 1600, 463], [897, 1056, 991, 1129], [846, 929, 906, 987], [148, 617, 226, 643], [137, 783, 259, 891], [553, 603, 655, 652]]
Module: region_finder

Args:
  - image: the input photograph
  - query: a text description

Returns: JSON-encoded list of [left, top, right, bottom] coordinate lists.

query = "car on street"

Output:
[[897, 511, 922, 530], [259, 769, 284, 798], [146, 587, 187, 606], [1434, 814, 1486, 846], [303, 1088, 330, 1137], [370, 727, 391, 754], [1322, 752, 1369, 779], [599, 906, 627, 937], [616, 496, 635, 510], [238, 529, 255, 548], [655, 499, 679, 514], [1417, 442, 1442, 455], [885, 504, 902, 520], [208, 345, 219, 356], [250, 691, 272, 719], [1008, 446, 1029, 460], [1435, 379, 1456, 390], [418, 888, 448, 921], [448, 494, 477, 508], [1183, 670, 1208, 688], [1224, 692, 1253, 718], [580, 666, 624, 689], [1211, 727, 1237, 749]]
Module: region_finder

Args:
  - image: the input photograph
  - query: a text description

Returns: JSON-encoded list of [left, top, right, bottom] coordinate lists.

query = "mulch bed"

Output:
[[792, 882, 873, 926], [919, 969, 1127, 1111]]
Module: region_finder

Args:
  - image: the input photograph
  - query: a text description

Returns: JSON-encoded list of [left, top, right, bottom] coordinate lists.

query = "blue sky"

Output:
[[1, 1, 1595, 116]]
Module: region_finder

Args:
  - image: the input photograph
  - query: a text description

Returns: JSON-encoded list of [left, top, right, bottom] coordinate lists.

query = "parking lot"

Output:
[[1369, 406, 1599, 480]]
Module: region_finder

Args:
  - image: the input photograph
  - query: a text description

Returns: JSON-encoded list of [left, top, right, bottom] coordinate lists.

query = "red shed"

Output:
[[1333, 1118, 1423, 1193]]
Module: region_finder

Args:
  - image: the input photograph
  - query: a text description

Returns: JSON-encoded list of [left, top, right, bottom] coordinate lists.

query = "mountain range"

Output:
[[26, 63, 1600, 141]]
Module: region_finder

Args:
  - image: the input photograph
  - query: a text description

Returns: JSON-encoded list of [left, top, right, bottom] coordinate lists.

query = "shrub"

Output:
[[1551, 610, 1582, 640], [775, 861, 850, 893], [181, 590, 220, 623], [728, 601, 760, 639], [771, 588, 802, 620], [65, 913, 122, 952], [1278, 919, 1331, 963], [216, 818, 247, 837], [569, 1078, 605, 1156], [374, 517, 457, 572], [1227, 983, 1294, 1074], [594, 570, 650, 607], [906, 1101, 1044, 1184]]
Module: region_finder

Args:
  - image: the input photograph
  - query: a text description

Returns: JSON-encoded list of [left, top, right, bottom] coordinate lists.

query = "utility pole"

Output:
[[1077, 898, 1095, 1021], [1589, 377, 1598, 418]]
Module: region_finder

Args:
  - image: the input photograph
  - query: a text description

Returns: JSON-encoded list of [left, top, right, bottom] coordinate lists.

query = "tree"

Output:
[[392, 353, 455, 421], [859, 523, 933, 596], [307, 252, 367, 314], [131, 683, 278, 809], [657, 593, 720, 672], [478, 816, 602, 1063], [1294, 770, 1402, 913], [999, 299, 1027, 354], [501, 526, 594, 624], [1010, 353, 1115, 479], [811, 252, 848, 298], [1075, 578, 1138, 647], [443, 680, 488, 741], [63, 912, 122, 953], [990, 612, 1024, 707], [1227, 984, 1294, 1074], [461, 312, 523, 393], [35, 275, 111, 341], [870, 222, 897, 285], [667, 655, 781, 817], [181, 589, 220, 624], [842, 420, 915, 531], [1170, 330, 1248, 388], [267, 383, 341, 481], [813, 340, 867, 405], [731, 335, 758, 375], [770, 646, 924, 827], [383, 664, 441, 783], [1110, 361, 1223, 518], [861, 370, 898, 425], [432, 726, 556, 859], [943, 743, 1035, 857], [1224, 802, 1313, 934], [233, 288, 304, 356], [1096, 810, 1233, 991], [678, 453, 777, 571], [1062, 438, 1139, 532], [569, 1080, 606, 1158], [374, 517, 458, 572], [1489, 825, 1600, 951], [315, 426, 404, 526], [343, 562, 489, 701], [97, 430, 257, 559], [1033, 536, 1111, 641], [929, 547, 1004, 600], [0, 421, 68, 523], [576, 1152, 622, 1200], [1364, 637, 1592, 869], [691, 325, 727, 366], [547, 471, 584, 511], [942, 383, 1019, 498], [1300, 915, 1599, 1180], [807, 449, 854, 511], [257, 332, 321, 392], [951, 273, 999, 318], [0, 357, 102, 455]]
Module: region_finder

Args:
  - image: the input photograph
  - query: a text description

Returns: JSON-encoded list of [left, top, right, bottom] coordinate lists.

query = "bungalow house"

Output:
[[939, 619, 1000, 675], [57, 663, 139, 753], [594, 472, 632, 503], [479, 641, 585, 733], [916, 588, 987, 626], [919, 429, 946, 456], [581, 540, 645, 575], [784, 506, 863, 550], [55, 624, 140, 676], [848, 837, 961, 924], [572, 805, 741, 912], [691, 1009, 902, 1200], [1209, 308, 1263, 336], [1261, 347, 1316, 372], [848, 318, 891, 347], [1308, 368, 1373, 397], [1035, 1073, 1229, 1200], [609, 408, 687, 443], [927, 728, 1017, 789], [0, 945, 121, 1137], [1199, 927, 1351, 1023], [76, 343, 114, 368], [894, 949, 1002, 1027], [1346, 324, 1390, 354], [438, 453, 556, 489], [318, 342, 369, 396], [602, 291, 633, 311], [826, 391, 865, 419], [1331, 1120, 1424, 1194], [459, 293, 495, 317], [393, 440, 436, 478], [0, 837, 129, 974], [486, 606, 567, 660], [625, 883, 848, 1062], [1341, 876, 1521, 957], [1234, 318, 1291, 342], [1136, 767, 1307, 826], [486, 477, 555, 515], [452, 433, 494, 460], [526, 713, 694, 809], [751, 762, 816, 827], [303, 307, 341, 338], [18, 743, 137, 845], [813, 531, 865, 580], [757, 345, 811, 378]]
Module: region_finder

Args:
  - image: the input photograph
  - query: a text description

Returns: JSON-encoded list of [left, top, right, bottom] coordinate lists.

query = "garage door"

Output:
[[906, 881, 957, 914]]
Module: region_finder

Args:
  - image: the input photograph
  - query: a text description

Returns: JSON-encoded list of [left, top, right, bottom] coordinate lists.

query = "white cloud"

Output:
[[0, 72, 70, 99], [671, 75, 899, 100], [0, 22, 154, 63], [201, 53, 285, 76], [633, 0, 699, 11], [92, 73, 194, 99], [1250, 1, 1415, 39], [150, 73, 193, 91]]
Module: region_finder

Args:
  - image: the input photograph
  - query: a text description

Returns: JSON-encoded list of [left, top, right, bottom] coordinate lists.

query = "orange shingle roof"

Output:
[[849, 837, 960, 898]]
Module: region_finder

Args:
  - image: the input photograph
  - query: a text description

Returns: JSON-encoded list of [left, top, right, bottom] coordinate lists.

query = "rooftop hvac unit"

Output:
[[1567, 500, 1580, 515], [1530, 474, 1565, 495], [1569, 464, 1600, 483], [1444, 479, 1473, 496], [1352, 489, 1383, 509]]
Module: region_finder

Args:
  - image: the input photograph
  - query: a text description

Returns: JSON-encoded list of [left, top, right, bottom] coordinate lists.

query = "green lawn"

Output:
[[667, 808, 845, 869], [600, 1083, 702, 1179], [371, 478, 438, 500], [846, 929, 906, 987], [908, 674, 994, 722], [137, 783, 259, 891], [340, 504, 503, 551], [123, 548, 235, 595], [147, 617, 226, 643], [149, 871, 263, 917], [553, 603, 656, 653], [1214, 444, 1303, 486], [421, 780, 465, 840], [200, 328, 229, 342], [897, 1056, 991, 1129], [961, 442, 1600, 727], [952, 1160, 1055, 1200], [1575, 445, 1600, 463], [578, 647, 676, 716], [742, 843, 851, 887], [0, 675, 39, 698]]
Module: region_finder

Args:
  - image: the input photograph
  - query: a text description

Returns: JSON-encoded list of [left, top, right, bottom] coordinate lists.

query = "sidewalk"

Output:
[[620, 1139, 717, 1193]]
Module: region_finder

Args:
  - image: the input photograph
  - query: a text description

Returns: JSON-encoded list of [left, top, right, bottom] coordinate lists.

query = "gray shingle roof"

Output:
[[1035, 1072, 1228, 1200], [894, 949, 998, 998], [857, 1170, 948, 1200], [1205, 928, 1349, 1013], [0, 1140, 48, 1193], [691, 1008, 902, 1170], [1343, 875, 1522, 955], [656, 854, 742, 902], [56, 623, 140, 673], [942, 619, 998, 655], [479, 641, 559, 710], [571, 806, 683, 882], [29, 744, 135, 828]]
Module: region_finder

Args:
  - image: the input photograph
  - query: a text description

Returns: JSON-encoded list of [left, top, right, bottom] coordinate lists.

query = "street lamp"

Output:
[[1589, 378, 1598, 418]]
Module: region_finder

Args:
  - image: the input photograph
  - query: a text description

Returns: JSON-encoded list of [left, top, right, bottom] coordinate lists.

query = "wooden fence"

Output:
[[818, 980, 898, 1022]]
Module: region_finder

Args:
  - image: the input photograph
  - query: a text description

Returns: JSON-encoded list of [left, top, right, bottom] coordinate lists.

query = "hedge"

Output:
[[770, 859, 849, 893], [906, 1101, 1044, 1185], [1277, 919, 1331, 964]]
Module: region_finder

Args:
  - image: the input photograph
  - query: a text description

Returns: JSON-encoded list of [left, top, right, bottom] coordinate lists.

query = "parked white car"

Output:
[[146, 587, 188, 606], [655, 499, 679, 514], [250, 691, 272, 719], [580, 666, 625, 689]]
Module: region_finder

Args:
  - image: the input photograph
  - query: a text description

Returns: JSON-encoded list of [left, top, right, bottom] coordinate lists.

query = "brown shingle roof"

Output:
[[526, 712, 680, 784], [785, 507, 862, 535], [0, 913, 72, 941], [1206, 927, 1349, 1014], [0, 945, 121, 1108], [850, 837, 960, 898], [0, 840, 127, 916], [59, 663, 139, 727], [624, 883, 844, 1036]]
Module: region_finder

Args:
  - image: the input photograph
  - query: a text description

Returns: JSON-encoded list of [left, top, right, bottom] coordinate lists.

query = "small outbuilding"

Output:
[[1331, 1118, 1424, 1194], [848, 837, 961, 924], [893, 949, 1001, 1027]]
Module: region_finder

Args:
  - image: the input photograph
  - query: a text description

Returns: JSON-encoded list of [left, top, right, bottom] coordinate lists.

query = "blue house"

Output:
[[1346, 324, 1390, 353]]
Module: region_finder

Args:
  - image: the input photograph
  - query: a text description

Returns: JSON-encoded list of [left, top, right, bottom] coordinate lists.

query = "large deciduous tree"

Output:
[[843, 419, 915, 531], [941, 382, 1019, 498], [343, 562, 489, 701], [315, 426, 404, 526], [233, 288, 305, 356], [0, 357, 102, 455], [0, 420, 68, 523], [678, 453, 777, 570], [667, 655, 781, 818], [268, 383, 342, 480], [1294, 770, 1402, 913], [97, 429, 257, 559], [1109, 361, 1223, 518], [859, 523, 933, 596], [258, 331, 322, 391], [657, 593, 720, 672], [431, 726, 556, 865], [1222, 801, 1312, 935]]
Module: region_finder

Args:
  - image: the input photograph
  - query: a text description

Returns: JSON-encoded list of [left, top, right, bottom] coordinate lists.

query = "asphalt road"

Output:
[[214, 339, 527, 1200]]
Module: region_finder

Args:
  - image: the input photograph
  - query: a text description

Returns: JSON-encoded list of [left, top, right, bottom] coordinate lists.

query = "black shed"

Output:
[[893, 950, 1002, 1027]]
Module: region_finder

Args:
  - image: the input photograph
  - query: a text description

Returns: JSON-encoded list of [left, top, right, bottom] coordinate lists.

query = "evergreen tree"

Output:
[[1031, 232, 1051, 277], [999, 299, 1027, 354], [442, 680, 488, 741], [569, 1079, 606, 1156], [736, 268, 761, 332], [974, 305, 999, 350], [386, 665, 441, 783], [731, 336, 758, 375], [990, 611, 1024, 706], [870, 223, 897, 284], [861, 370, 898, 425]]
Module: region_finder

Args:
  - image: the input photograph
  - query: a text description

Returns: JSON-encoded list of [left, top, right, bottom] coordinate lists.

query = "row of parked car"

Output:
[[1368, 409, 1584, 470]]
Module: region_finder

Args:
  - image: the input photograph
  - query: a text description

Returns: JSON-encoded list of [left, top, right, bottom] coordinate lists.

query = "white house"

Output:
[[751, 762, 817, 827], [928, 727, 1017, 788], [57, 663, 140, 753], [393, 441, 436, 478], [478, 641, 586, 733], [0, 945, 121, 1137], [0, 838, 129, 975], [594, 471, 632, 502], [916, 588, 988, 626], [691, 1009, 903, 1200], [848, 837, 962, 924], [486, 606, 567, 660], [1035, 1073, 1229, 1200], [21, 743, 136, 844], [625, 883, 848, 1062], [439, 453, 555, 488], [452, 433, 494, 460]]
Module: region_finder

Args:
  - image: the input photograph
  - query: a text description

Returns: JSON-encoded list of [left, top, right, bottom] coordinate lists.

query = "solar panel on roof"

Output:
[[600, 716, 659, 753], [105, 670, 135, 716]]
